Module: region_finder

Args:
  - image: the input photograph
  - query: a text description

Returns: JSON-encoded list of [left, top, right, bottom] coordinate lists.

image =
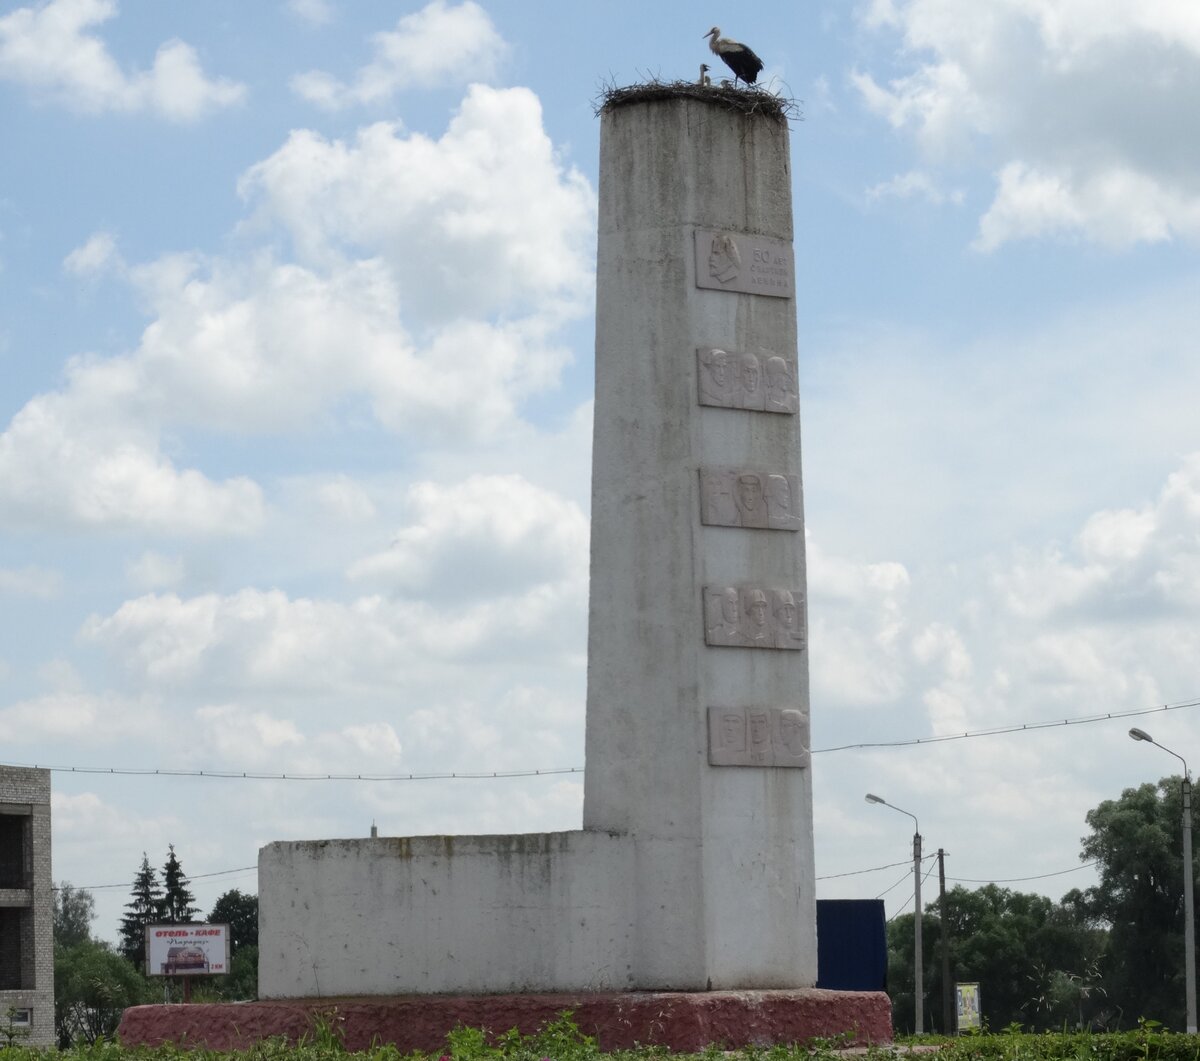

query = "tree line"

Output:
[[886, 774, 1199, 1033], [53, 845, 257, 1047]]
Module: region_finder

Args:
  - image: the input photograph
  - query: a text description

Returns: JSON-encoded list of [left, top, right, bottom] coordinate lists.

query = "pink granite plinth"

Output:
[[118, 990, 892, 1053]]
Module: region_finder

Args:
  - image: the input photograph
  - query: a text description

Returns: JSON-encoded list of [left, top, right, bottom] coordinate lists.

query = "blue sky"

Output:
[[4, 0, 1200, 946]]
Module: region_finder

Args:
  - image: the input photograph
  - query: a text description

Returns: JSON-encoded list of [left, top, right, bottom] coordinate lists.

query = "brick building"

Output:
[[0, 767, 53, 1047]]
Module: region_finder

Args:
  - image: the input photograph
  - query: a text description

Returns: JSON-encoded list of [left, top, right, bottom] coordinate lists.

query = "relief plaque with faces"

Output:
[[700, 468, 801, 531], [696, 347, 798, 414], [708, 706, 810, 768], [703, 584, 806, 651]]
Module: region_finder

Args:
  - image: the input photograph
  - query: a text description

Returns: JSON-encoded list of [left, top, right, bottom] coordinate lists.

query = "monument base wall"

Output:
[[259, 832, 638, 998], [118, 989, 893, 1052]]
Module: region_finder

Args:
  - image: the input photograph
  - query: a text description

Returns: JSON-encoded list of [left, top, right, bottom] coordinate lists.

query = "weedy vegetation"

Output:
[[7, 1013, 1200, 1061]]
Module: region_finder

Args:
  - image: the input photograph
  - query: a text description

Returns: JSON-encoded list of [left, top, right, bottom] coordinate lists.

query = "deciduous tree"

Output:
[[1078, 775, 1197, 1030], [52, 882, 95, 948], [209, 888, 257, 952], [55, 940, 153, 1047]]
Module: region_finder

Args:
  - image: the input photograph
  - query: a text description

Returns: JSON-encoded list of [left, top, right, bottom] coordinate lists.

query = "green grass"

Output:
[[17, 1015, 1200, 1061]]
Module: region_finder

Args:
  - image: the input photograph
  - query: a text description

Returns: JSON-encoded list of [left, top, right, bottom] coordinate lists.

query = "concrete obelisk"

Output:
[[584, 94, 815, 988]]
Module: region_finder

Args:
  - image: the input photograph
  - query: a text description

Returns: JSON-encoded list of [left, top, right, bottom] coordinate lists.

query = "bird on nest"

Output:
[[703, 26, 764, 88]]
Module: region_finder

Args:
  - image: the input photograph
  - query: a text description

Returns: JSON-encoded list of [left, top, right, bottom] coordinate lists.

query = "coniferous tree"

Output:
[[118, 853, 163, 967], [160, 843, 199, 923]]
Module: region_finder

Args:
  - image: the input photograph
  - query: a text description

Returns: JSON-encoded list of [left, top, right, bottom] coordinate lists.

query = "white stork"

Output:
[[698, 63, 711, 86], [703, 26, 764, 87]]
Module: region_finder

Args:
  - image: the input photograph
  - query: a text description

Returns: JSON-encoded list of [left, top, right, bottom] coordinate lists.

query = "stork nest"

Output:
[[595, 78, 800, 124]]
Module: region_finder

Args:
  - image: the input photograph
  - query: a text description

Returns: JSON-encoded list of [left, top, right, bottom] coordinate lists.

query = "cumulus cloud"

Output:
[[84, 572, 585, 694], [0, 564, 61, 597], [995, 452, 1200, 620], [348, 473, 588, 601], [64, 230, 122, 276], [291, 0, 506, 108], [239, 85, 594, 321], [807, 536, 911, 707], [126, 551, 185, 590], [0, 690, 159, 743], [0, 84, 594, 535], [0, 0, 244, 120], [0, 376, 265, 535], [855, 0, 1200, 248], [285, 0, 333, 27], [866, 169, 964, 206]]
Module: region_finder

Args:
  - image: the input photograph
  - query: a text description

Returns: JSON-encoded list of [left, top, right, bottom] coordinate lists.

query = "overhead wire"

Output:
[[8, 695, 1198, 782]]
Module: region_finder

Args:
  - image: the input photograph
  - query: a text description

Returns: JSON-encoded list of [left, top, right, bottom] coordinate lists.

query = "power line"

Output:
[[946, 861, 1099, 885], [816, 858, 913, 880], [54, 865, 257, 892], [6, 763, 583, 782], [8, 695, 1199, 783], [813, 696, 1200, 754]]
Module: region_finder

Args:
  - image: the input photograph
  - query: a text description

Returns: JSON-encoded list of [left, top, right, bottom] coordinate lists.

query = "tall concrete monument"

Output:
[[583, 92, 814, 990], [119, 88, 888, 1053]]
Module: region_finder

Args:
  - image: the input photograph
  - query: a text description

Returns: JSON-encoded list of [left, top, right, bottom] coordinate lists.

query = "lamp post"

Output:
[[1129, 727, 1197, 1034], [867, 793, 923, 1034]]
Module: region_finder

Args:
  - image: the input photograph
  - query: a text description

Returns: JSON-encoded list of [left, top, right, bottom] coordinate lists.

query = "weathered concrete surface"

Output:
[[584, 98, 814, 988], [259, 832, 635, 998], [119, 989, 892, 1052]]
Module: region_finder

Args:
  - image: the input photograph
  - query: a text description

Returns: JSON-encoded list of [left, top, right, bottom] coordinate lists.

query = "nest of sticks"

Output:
[[595, 78, 800, 124]]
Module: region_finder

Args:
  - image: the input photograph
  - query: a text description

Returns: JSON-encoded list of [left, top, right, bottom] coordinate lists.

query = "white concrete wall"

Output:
[[583, 98, 816, 989], [258, 831, 635, 998]]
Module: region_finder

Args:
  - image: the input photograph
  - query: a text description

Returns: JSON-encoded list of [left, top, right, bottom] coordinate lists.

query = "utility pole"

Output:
[[914, 829, 923, 1034], [939, 849, 953, 1035]]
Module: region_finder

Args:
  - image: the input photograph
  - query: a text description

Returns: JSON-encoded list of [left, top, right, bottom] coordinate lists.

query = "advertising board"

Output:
[[144, 923, 231, 977]]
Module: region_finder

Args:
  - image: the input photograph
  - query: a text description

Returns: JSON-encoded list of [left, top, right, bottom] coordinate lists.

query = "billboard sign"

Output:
[[144, 923, 231, 977], [956, 981, 982, 1032]]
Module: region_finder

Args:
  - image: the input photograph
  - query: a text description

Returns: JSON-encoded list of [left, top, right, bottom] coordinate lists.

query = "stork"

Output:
[[703, 26, 764, 87], [698, 63, 711, 86]]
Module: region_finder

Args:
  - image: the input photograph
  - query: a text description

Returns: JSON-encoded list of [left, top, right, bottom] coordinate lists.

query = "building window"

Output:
[[6, 1009, 31, 1028], [0, 908, 27, 990], [0, 815, 28, 889]]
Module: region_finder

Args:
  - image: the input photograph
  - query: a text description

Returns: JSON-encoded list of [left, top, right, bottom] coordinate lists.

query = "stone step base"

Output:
[[118, 989, 892, 1053]]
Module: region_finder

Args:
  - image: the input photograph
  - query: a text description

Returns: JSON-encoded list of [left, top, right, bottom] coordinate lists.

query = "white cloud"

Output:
[[866, 169, 964, 206], [0, 0, 244, 121], [84, 572, 586, 696], [808, 537, 911, 708], [0, 564, 61, 597], [285, 0, 333, 27], [0, 84, 594, 535], [856, 0, 1200, 248], [239, 86, 594, 320], [64, 230, 121, 276], [348, 473, 588, 600], [0, 690, 159, 743], [126, 551, 185, 590], [0, 378, 265, 534], [994, 452, 1200, 620], [291, 0, 506, 108]]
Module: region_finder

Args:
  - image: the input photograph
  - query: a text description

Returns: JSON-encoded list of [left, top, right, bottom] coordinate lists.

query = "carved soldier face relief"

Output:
[[721, 712, 745, 751], [749, 711, 770, 747], [721, 587, 740, 624], [779, 710, 805, 755], [740, 352, 761, 395], [747, 590, 768, 628], [737, 474, 763, 513]]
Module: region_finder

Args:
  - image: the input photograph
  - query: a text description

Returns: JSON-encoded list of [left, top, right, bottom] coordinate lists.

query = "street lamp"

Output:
[[867, 793, 924, 1034], [1129, 727, 1197, 1034]]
